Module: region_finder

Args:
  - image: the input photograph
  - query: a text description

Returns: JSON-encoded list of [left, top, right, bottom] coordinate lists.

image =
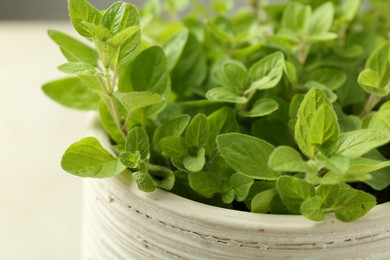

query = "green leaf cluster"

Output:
[[43, 0, 390, 222]]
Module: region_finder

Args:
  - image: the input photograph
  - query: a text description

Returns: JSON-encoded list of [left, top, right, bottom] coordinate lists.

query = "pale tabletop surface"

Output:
[[0, 22, 88, 259]]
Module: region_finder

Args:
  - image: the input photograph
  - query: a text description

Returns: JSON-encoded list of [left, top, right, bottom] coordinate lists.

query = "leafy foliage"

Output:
[[43, 0, 390, 222]]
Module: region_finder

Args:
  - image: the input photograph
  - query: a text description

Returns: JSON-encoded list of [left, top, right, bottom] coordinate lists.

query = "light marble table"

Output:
[[0, 22, 89, 260]]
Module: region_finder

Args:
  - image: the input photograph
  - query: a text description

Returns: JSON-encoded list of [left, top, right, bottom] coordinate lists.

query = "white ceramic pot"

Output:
[[82, 119, 390, 260]]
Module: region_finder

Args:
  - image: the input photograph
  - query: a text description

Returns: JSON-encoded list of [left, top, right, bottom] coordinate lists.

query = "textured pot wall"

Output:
[[83, 176, 390, 260]]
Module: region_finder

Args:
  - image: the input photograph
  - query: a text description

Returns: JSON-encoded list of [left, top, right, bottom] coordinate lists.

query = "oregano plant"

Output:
[[43, 0, 390, 222]]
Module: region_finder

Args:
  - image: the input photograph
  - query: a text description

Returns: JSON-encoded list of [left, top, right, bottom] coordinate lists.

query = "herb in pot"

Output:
[[43, 0, 390, 222]]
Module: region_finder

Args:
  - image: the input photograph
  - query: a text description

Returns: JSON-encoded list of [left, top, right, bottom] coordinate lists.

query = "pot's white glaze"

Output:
[[82, 118, 390, 260]]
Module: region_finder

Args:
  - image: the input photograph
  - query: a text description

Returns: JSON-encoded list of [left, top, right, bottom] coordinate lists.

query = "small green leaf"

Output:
[[268, 146, 311, 173], [300, 196, 324, 221], [114, 91, 164, 114], [58, 62, 99, 76], [281, 3, 311, 34], [223, 60, 248, 89], [153, 115, 190, 152], [183, 148, 206, 172], [317, 184, 340, 207], [185, 114, 209, 149], [335, 129, 390, 158], [309, 104, 339, 154], [125, 127, 149, 159], [48, 30, 98, 66], [105, 26, 140, 47], [369, 101, 390, 133], [239, 98, 279, 118], [276, 176, 315, 214], [164, 28, 189, 70], [315, 154, 350, 174], [251, 188, 277, 213], [160, 136, 188, 159], [308, 2, 334, 37], [247, 52, 285, 92], [217, 133, 278, 180], [295, 88, 332, 157], [42, 77, 100, 110], [133, 171, 156, 192], [206, 107, 239, 157], [150, 169, 175, 190], [230, 173, 254, 201], [98, 100, 126, 144], [119, 151, 140, 168], [206, 87, 247, 104], [189, 170, 231, 198], [61, 137, 126, 178], [332, 184, 376, 222], [309, 68, 347, 91], [69, 0, 102, 38], [348, 158, 390, 174], [358, 68, 388, 96], [284, 61, 298, 83]]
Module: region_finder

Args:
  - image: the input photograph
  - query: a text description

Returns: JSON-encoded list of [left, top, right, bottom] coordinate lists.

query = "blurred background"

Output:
[[0, 0, 283, 259]]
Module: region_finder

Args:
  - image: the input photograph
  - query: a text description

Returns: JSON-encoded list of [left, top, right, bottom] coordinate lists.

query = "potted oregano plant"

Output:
[[43, 0, 390, 258]]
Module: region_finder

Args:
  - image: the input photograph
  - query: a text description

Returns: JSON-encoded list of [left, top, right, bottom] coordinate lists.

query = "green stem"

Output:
[[360, 94, 382, 118], [298, 41, 310, 65]]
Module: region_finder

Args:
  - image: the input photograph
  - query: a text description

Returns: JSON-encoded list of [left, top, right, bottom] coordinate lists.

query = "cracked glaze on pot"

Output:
[[82, 118, 390, 260]]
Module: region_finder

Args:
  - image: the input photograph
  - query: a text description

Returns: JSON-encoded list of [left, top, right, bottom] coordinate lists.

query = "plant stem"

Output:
[[298, 41, 310, 65], [360, 94, 382, 118]]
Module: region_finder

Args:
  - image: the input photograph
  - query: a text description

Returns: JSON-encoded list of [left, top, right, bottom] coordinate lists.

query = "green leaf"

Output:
[[189, 170, 231, 198], [295, 88, 332, 157], [171, 33, 207, 93], [239, 98, 279, 118], [185, 114, 209, 149], [102, 2, 138, 34], [125, 127, 149, 159], [276, 176, 315, 214], [247, 52, 285, 92], [223, 60, 248, 89], [206, 87, 247, 104], [358, 68, 388, 96], [281, 3, 311, 34], [369, 101, 390, 133], [69, 0, 102, 38], [230, 173, 254, 202], [105, 26, 140, 47], [127, 46, 170, 115], [98, 100, 126, 144], [332, 184, 376, 222], [58, 62, 99, 76], [366, 42, 390, 87], [133, 171, 156, 192], [335, 129, 390, 158], [164, 28, 189, 70], [183, 148, 206, 172], [153, 115, 190, 152], [268, 146, 311, 173], [339, 0, 361, 22], [348, 157, 390, 174], [317, 184, 339, 207], [150, 169, 175, 190], [300, 196, 324, 221], [315, 154, 350, 174], [61, 137, 126, 178], [119, 151, 140, 169], [114, 91, 164, 114], [48, 30, 98, 66], [309, 68, 347, 91], [42, 77, 100, 110], [217, 133, 278, 180], [160, 136, 188, 159], [308, 2, 334, 36], [206, 107, 239, 157], [309, 104, 339, 154], [284, 61, 298, 83], [251, 188, 277, 214]]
